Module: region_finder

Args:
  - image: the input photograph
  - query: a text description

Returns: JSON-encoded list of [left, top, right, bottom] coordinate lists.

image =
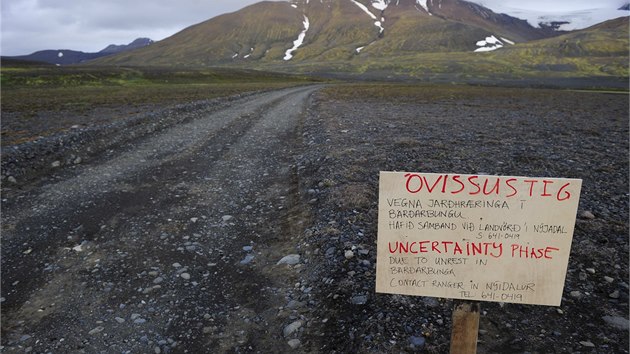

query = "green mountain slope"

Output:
[[488, 17, 630, 77], [94, 0, 558, 66], [91, 0, 629, 81]]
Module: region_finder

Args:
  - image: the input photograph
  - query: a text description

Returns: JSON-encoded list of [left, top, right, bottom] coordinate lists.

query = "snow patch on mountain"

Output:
[[416, 0, 431, 15], [351, 0, 378, 19], [533, 8, 628, 30], [284, 15, 310, 60], [375, 21, 384, 32], [372, 0, 389, 11], [474, 35, 513, 52], [351, 0, 386, 32], [469, 2, 629, 31], [500, 37, 515, 45], [244, 47, 254, 59]]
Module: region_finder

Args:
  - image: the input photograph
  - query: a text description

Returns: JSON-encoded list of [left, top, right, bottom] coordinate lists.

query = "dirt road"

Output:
[[1, 86, 320, 353]]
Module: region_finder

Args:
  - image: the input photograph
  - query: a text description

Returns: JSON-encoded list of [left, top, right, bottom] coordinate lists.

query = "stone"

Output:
[[286, 300, 305, 309], [88, 326, 104, 335], [153, 277, 164, 284], [579, 211, 595, 219], [569, 291, 582, 299], [602, 316, 630, 330], [283, 320, 303, 337], [7, 176, 17, 184], [243, 245, 253, 252], [579, 341, 595, 347], [351, 295, 368, 305], [409, 335, 426, 349], [422, 297, 440, 308], [180, 273, 191, 280], [240, 254, 255, 265], [604, 276, 614, 283], [222, 215, 234, 222], [344, 250, 354, 259], [51, 161, 61, 168], [609, 290, 620, 299], [287, 339, 301, 349], [277, 254, 300, 265], [115, 317, 125, 323]]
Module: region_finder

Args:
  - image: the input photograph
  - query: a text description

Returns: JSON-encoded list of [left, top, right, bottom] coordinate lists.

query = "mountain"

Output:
[[99, 38, 154, 54], [89, 0, 628, 81], [501, 16, 629, 58], [93, 0, 562, 66], [5, 38, 153, 65], [5, 50, 105, 66], [466, 1, 629, 32]]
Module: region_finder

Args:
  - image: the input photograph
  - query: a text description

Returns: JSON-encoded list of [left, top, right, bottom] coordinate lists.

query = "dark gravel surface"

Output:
[[0, 91, 267, 190], [293, 85, 629, 353], [1, 84, 628, 353]]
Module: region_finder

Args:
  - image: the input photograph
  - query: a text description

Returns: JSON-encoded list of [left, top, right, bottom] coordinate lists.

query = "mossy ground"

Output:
[[1, 64, 323, 145]]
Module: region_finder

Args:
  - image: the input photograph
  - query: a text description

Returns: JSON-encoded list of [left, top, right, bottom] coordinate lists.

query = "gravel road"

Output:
[[2, 85, 320, 353], [1, 84, 628, 353]]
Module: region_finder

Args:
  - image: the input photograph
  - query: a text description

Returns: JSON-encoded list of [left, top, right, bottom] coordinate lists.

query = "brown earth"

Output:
[[1, 84, 628, 353]]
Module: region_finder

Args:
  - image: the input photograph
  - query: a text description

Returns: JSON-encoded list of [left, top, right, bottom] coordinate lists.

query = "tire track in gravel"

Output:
[[1, 85, 320, 353]]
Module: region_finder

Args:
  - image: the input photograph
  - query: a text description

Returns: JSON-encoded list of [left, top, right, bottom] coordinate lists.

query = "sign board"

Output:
[[376, 172, 582, 306]]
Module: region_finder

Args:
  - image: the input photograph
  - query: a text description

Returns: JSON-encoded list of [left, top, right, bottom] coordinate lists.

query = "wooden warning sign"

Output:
[[376, 172, 582, 306]]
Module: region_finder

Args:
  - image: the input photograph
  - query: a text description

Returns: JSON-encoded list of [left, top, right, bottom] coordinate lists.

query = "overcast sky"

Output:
[[1, 0, 627, 56]]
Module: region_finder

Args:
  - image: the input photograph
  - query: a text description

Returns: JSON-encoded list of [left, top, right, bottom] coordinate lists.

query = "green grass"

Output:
[[1, 65, 322, 113]]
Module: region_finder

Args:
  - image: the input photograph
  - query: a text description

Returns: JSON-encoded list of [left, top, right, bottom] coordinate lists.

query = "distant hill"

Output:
[[4, 38, 153, 65], [99, 38, 154, 54]]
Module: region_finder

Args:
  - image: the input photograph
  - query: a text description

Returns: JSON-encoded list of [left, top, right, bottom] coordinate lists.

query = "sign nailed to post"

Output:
[[376, 172, 582, 306]]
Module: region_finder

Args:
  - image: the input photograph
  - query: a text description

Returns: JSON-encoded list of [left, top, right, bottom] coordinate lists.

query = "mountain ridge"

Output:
[[94, 0, 567, 67], [44, 0, 629, 81], [4, 38, 153, 65]]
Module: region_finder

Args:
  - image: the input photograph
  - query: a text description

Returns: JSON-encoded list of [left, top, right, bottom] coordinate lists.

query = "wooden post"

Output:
[[449, 300, 480, 354]]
